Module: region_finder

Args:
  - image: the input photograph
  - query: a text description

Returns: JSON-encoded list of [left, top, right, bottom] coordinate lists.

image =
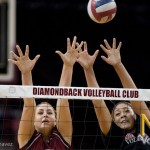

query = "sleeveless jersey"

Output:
[[19, 126, 71, 150]]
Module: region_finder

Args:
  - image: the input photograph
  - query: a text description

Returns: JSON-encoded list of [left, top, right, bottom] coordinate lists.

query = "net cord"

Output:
[[0, 85, 149, 101]]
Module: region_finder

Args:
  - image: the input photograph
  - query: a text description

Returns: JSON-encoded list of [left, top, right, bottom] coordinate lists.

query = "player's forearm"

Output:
[[56, 64, 72, 138], [84, 67, 99, 87], [59, 65, 73, 87], [22, 71, 33, 86], [113, 62, 136, 88]]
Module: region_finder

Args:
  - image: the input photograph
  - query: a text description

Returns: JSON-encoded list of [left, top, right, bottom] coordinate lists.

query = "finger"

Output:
[[71, 36, 77, 49], [104, 39, 111, 50], [10, 51, 20, 60], [84, 41, 88, 51], [117, 42, 122, 51], [25, 45, 29, 57], [93, 50, 99, 59], [76, 42, 79, 47], [33, 54, 40, 63], [67, 38, 71, 51], [76, 42, 82, 52], [112, 38, 116, 49], [78, 41, 83, 47], [92, 50, 99, 63], [55, 50, 63, 59], [8, 59, 17, 65], [100, 44, 108, 54], [16, 45, 23, 57], [77, 41, 83, 52], [101, 55, 108, 63]]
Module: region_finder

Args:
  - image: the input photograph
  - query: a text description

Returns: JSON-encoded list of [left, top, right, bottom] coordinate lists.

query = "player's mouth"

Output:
[[42, 119, 49, 123]]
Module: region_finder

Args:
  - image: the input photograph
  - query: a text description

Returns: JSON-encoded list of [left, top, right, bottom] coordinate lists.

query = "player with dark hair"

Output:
[[77, 38, 150, 149], [8, 36, 83, 150]]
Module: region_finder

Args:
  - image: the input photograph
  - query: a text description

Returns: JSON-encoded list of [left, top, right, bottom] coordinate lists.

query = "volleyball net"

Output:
[[0, 85, 150, 150], [1, 85, 150, 101]]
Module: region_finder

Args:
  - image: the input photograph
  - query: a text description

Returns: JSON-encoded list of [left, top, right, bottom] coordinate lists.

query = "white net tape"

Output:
[[0, 85, 150, 101]]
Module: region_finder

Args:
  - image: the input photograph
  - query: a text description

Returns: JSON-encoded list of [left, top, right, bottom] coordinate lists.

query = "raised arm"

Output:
[[77, 42, 112, 135], [8, 45, 40, 148], [55, 36, 83, 144], [100, 38, 150, 120]]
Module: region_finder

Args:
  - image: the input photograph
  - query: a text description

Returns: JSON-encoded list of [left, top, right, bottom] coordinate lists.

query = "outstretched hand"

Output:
[[100, 38, 122, 66], [8, 45, 40, 74], [77, 41, 99, 69], [55, 36, 83, 67]]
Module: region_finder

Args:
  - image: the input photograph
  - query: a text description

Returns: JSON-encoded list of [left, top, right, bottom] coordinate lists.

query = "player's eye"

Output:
[[47, 111, 53, 115], [125, 109, 130, 113], [115, 113, 120, 116], [38, 112, 43, 115]]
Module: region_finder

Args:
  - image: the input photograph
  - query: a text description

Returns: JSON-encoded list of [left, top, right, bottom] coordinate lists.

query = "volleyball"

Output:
[[87, 0, 117, 24]]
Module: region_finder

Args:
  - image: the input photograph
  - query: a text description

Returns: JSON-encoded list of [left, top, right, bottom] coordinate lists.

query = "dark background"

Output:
[[1, 0, 150, 149], [17, 0, 150, 88]]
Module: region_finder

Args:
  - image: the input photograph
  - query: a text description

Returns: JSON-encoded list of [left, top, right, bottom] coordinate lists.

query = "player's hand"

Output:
[[100, 38, 122, 66], [77, 41, 99, 69], [8, 45, 40, 74], [55, 36, 83, 67]]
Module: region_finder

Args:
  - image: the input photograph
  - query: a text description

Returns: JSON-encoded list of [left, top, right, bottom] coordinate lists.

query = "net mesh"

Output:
[[0, 86, 149, 150], [0, 98, 21, 149]]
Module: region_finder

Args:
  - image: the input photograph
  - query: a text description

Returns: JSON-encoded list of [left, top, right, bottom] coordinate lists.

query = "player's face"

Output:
[[34, 103, 56, 131], [113, 103, 136, 130]]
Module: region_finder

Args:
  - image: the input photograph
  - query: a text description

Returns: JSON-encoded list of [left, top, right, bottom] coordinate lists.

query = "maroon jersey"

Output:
[[19, 126, 71, 150]]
